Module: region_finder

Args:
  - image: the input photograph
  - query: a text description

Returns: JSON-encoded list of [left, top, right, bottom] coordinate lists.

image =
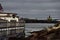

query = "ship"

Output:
[[0, 3, 25, 40]]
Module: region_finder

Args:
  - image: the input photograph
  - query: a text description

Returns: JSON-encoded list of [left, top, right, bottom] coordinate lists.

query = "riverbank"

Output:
[[25, 23, 60, 40]]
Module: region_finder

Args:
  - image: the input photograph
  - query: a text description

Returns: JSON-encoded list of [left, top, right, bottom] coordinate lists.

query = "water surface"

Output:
[[25, 23, 55, 37]]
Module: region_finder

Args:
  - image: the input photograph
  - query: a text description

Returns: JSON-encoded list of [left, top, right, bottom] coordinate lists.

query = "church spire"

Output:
[[47, 15, 52, 22]]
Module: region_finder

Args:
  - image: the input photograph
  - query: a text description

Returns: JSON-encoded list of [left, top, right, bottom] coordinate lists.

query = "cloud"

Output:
[[0, 0, 60, 19], [23, 2, 60, 10]]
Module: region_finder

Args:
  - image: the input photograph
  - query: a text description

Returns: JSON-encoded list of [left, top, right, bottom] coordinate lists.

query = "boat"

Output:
[[0, 3, 25, 40]]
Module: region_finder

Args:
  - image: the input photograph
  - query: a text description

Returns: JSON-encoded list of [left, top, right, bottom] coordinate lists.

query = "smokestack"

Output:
[[0, 3, 4, 12]]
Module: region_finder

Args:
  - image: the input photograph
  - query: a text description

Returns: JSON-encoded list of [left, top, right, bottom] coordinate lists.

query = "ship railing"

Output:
[[0, 27, 24, 37], [0, 22, 25, 28]]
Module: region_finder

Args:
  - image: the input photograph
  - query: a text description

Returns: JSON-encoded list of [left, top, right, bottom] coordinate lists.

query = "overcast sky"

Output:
[[0, 0, 60, 19]]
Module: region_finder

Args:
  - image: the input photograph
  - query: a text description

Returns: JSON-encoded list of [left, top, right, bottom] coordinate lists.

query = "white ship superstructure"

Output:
[[0, 12, 18, 22]]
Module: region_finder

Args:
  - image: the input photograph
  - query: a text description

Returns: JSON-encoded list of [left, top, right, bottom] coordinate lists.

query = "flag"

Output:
[[0, 3, 3, 12]]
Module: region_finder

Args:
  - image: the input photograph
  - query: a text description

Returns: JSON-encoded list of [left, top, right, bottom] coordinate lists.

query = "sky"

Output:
[[0, 0, 60, 19]]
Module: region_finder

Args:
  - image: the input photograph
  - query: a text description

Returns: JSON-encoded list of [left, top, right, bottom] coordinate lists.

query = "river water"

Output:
[[25, 23, 55, 37]]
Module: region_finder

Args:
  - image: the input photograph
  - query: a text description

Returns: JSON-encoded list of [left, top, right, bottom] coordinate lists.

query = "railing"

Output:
[[0, 20, 25, 39], [0, 27, 24, 37], [0, 22, 25, 28]]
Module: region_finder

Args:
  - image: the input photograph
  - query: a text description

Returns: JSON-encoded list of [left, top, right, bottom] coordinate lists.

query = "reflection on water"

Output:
[[25, 23, 55, 37]]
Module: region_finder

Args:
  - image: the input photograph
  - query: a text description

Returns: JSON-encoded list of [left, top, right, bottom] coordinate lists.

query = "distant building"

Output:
[[47, 15, 52, 22]]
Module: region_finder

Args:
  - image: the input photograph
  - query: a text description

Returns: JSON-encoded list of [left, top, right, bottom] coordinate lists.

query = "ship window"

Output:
[[10, 20, 16, 26], [2, 30, 7, 36], [12, 14, 16, 18], [10, 20, 16, 22], [10, 29, 16, 35]]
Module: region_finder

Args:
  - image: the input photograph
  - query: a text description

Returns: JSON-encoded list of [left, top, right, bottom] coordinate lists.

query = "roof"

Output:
[[0, 16, 16, 17], [0, 12, 17, 15]]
